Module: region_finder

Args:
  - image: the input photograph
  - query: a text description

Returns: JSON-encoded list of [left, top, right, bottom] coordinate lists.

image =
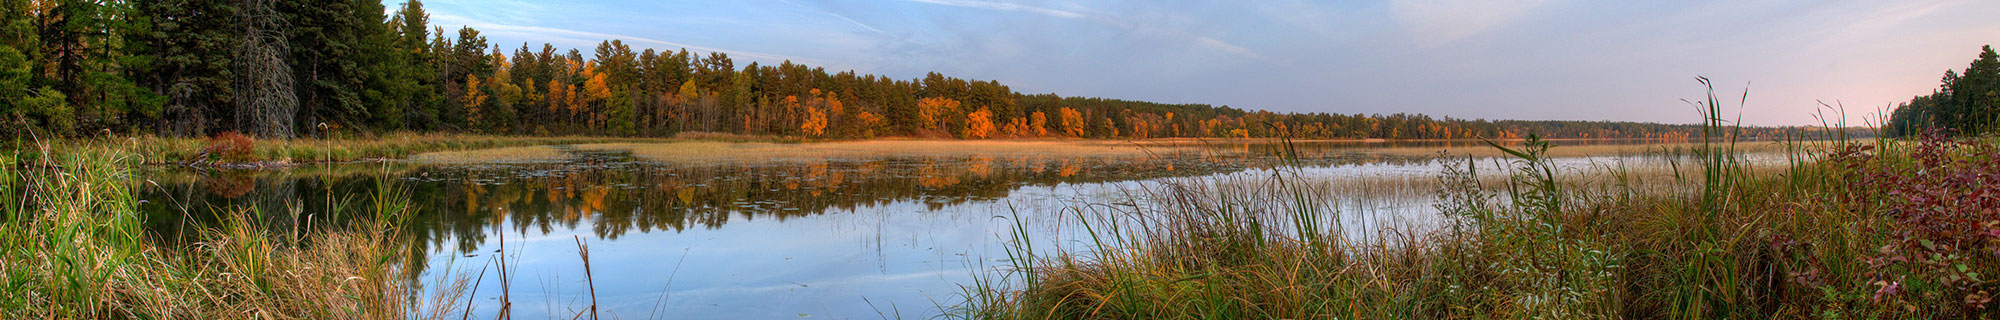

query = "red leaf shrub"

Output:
[[204, 132, 256, 163], [1839, 128, 2000, 314]]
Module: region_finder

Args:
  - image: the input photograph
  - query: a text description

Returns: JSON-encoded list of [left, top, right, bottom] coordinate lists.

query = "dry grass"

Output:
[[0, 143, 472, 319], [101, 132, 664, 164], [1329, 140, 1794, 158], [950, 141, 1838, 319], [408, 145, 568, 164], [950, 83, 1915, 318], [575, 139, 1193, 164]]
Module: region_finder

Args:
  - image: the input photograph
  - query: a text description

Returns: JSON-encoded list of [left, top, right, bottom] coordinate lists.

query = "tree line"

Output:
[[1885, 45, 2000, 137], [3, 0, 1826, 141]]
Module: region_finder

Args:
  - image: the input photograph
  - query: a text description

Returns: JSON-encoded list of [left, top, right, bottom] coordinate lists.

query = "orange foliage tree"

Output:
[[801, 99, 828, 137], [1058, 107, 1085, 137], [917, 97, 960, 134], [964, 108, 995, 139], [1029, 111, 1049, 137]]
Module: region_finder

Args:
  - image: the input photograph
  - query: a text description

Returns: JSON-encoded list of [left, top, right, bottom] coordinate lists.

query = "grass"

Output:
[[575, 139, 1189, 164], [951, 82, 1998, 318], [408, 145, 570, 164], [30, 130, 1756, 168], [7, 132, 690, 165], [120, 133, 655, 165], [0, 141, 473, 319]]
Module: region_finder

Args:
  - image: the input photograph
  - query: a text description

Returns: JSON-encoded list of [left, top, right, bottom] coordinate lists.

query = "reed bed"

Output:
[[408, 145, 570, 164], [575, 140, 1186, 164], [55, 132, 669, 165], [953, 83, 1993, 318], [0, 141, 472, 319]]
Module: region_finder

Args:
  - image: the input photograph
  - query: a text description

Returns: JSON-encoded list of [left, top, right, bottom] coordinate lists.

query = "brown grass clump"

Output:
[[0, 143, 471, 319]]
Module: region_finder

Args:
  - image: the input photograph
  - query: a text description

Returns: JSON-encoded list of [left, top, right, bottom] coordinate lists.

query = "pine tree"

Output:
[[282, 0, 366, 134], [130, 0, 236, 137], [391, 0, 433, 130]]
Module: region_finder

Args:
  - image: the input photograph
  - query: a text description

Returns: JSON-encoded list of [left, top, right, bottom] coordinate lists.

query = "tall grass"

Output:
[[103, 132, 663, 165], [953, 80, 1991, 318], [0, 141, 471, 318]]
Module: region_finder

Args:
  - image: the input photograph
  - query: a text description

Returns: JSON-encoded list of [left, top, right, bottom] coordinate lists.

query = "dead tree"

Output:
[[234, 0, 295, 138]]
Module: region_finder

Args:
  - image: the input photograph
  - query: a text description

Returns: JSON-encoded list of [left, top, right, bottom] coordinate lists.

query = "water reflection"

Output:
[[134, 140, 1673, 318]]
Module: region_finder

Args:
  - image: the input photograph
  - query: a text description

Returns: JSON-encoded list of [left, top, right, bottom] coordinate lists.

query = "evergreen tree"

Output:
[[391, 0, 434, 130], [1886, 45, 2000, 136], [282, 0, 369, 135], [130, 0, 236, 136]]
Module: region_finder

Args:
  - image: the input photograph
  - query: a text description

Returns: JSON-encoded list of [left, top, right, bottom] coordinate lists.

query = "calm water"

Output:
[[135, 140, 1687, 319]]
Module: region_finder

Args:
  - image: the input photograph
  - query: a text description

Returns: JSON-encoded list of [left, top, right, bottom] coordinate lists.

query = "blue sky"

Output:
[[406, 0, 2000, 126]]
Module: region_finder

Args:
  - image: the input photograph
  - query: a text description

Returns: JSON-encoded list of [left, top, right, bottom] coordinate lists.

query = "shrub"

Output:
[[1838, 128, 2000, 316], [203, 131, 255, 163]]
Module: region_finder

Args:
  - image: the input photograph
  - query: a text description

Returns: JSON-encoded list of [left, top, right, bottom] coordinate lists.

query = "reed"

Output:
[[77, 132, 666, 165], [0, 140, 472, 319], [954, 80, 1993, 318]]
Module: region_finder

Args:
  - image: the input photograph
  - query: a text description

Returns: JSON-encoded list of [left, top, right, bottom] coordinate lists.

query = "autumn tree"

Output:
[[462, 74, 487, 131], [1029, 111, 1049, 137], [917, 96, 959, 135], [4, 2, 1837, 142], [1058, 107, 1085, 137], [963, 107, 994, 139], [801, 98, 827, 137]]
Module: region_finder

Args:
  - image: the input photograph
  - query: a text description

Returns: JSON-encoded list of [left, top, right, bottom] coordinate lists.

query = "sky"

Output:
[[405, 0, 2000, 126]]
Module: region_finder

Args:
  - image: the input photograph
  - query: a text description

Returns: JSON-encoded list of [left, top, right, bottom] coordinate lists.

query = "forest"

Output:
[[4, 0, 1833, 141], [1884, 45, 2000, 137]]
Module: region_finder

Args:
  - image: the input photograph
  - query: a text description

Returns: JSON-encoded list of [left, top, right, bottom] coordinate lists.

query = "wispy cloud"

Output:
[[775, 0, 890, 36], [1389, 0, 1546, 46], [901, 0, 1084, 19], [429, 0, 545, 24], [430, 13, 828, 66], [899, 0, 1259, 59]]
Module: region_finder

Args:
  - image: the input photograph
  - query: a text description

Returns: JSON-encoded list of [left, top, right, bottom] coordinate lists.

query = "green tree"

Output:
[[282, 0, 368, 134], [389, 0, 435, 130], [0, 45, 70, 135], [129, 0, 236, 136]]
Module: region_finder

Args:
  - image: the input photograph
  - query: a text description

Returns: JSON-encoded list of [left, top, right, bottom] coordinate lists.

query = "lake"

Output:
[[135, 139, 1753, 319]]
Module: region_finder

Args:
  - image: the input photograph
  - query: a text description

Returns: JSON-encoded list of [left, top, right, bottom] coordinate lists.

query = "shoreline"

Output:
[[53, 133, 1819, 169]]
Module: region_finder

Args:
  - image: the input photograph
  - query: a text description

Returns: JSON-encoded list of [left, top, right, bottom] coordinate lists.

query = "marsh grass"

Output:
[[90, 133, 669, 165], [953, 80, 1975, 318], [408, 145, 569, 164], [576, 140, 1187, 164], [0, 141, 472, 319]]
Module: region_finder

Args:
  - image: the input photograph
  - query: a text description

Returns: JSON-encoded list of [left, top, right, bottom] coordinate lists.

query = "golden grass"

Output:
[[408, 145, 568, 164], [100, 132, 668, 164], [1318, 140, 1794, 158], [1, 143, 471, 319], [575, 139, 1194, 163]]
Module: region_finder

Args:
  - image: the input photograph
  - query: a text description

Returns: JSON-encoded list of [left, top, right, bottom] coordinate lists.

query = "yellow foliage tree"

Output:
[[546, 79, 567, 117], [917, 97, 960, 133], [464, 75, 488, 130], [583, 72, 613, 127], [853, 111, 884, 138]]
